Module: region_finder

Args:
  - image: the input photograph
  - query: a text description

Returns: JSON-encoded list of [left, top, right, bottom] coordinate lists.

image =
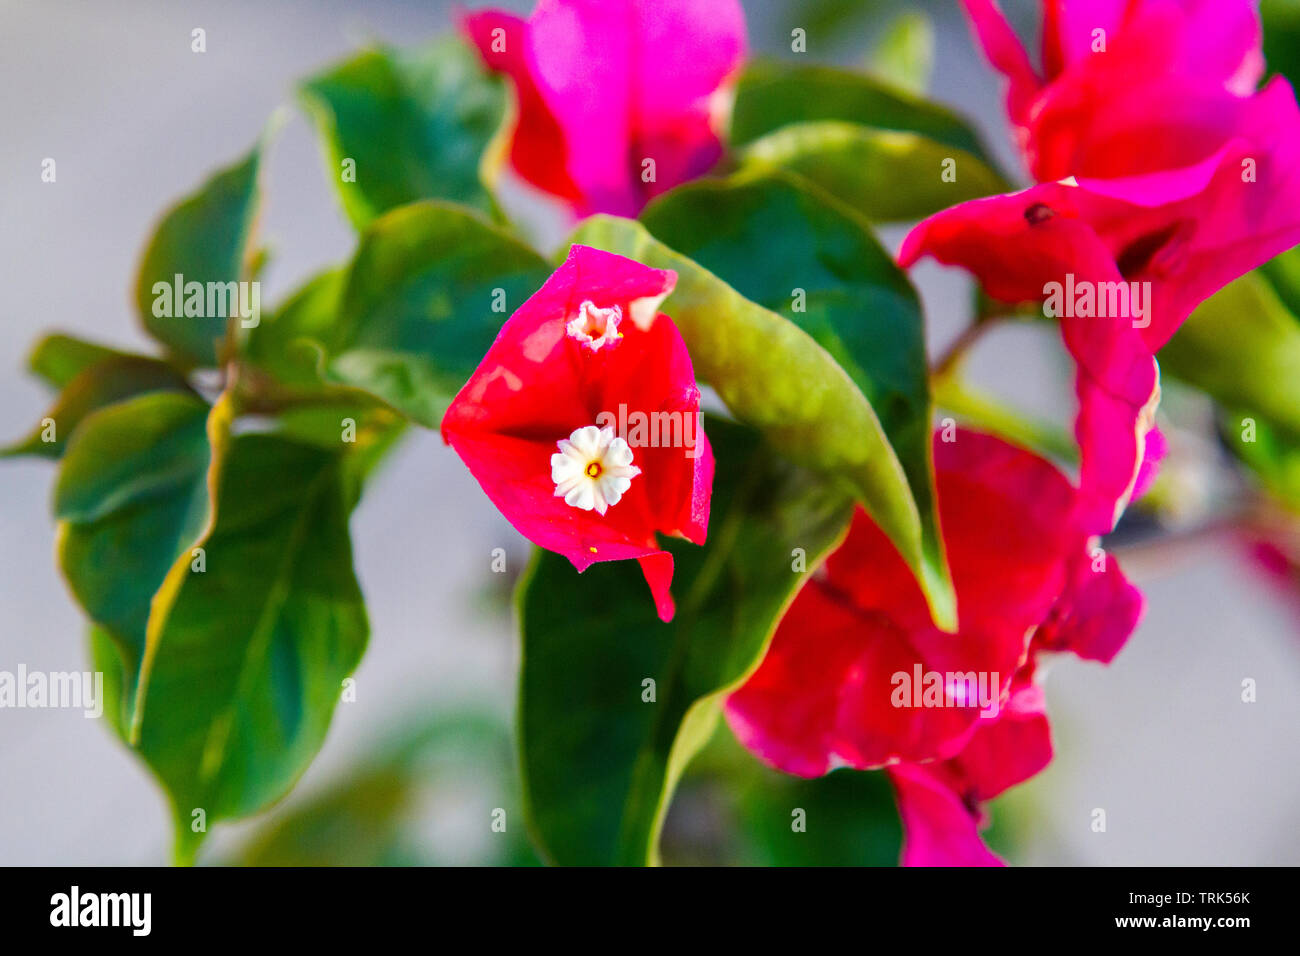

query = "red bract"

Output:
[[890, 537, 1143, 866], [888, 672, 1050, 867], [725, 430, 1142, 864], [442, 245, 713, 622], [464, 0, 747, 218]]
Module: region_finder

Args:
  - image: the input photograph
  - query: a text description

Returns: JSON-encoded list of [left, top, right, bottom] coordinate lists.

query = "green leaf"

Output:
[[731, 767, 902, 866], [1258, 246, 1300, 321], [239, 266, 410, 478], [1160, 271, 1300, 435], [517, 418, 853, 865], [638, 173, 949, 621], [730, 59, 1002, 167], [572, 179, 956, 629], [56, 392, 392, 855], [55, 392, 211, 523], [1223, 411, 1300, 504], [230, 711, 541, 866], [1263, 0, 1300, 90], [1162, 259, 1300, 508], [866, 11, 935, 96], [55, 393, 212, 721], [131, 429, 369, 863], [2, 355, 194, 459], [300, 37, 506, 229], [664, 725, 902, 866], [89, 624, 132, 739], [26, 333, 127, 390], [244, 268, 347, 387], [135, 142, 264, 365], [321, 201, 552, 426], [775, 0, 891, 41], [738, 121, 1007, 221], [244, 205, 549, 430]]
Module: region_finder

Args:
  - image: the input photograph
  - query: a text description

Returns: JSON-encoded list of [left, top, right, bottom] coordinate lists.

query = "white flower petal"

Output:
[[608, 438, 634, 467], [553, 423, 642, 514], [554, 474, 584, 498], [551, 453, 580, 480], [565, 483, 595, 510]]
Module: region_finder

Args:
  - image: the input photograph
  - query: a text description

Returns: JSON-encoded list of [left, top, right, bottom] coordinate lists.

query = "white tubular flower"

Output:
[[565, 300, 623, 350], [551, 425, 641, 514]]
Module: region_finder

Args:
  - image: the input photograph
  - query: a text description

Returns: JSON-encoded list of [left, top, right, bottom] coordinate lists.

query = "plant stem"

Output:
[[931, 317, 1000, 377]]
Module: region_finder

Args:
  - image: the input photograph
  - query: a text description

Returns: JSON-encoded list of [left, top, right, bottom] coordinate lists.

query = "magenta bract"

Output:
[[902, 3, 1300, 534], [465, 0, 747, 217]]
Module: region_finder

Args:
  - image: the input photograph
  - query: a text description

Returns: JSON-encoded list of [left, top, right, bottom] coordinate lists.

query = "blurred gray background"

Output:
[[1, 0, 1296, 865]]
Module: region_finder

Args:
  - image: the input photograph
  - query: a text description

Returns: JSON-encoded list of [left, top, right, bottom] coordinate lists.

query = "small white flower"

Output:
[[551, 425, 641, 514], [566, 300, 623, 350]]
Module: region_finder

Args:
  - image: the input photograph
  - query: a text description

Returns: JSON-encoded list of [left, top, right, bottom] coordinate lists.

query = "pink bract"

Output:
[[907, 2, 1300, 534], [898, 183, 1162, 534], [963, 0, 1265, 183], [957, 1, 1300, 354], [464, 0, 747, 217]]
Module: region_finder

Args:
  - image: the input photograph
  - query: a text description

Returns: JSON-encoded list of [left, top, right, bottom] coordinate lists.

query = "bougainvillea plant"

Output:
[[6, 0, 1300, 867]]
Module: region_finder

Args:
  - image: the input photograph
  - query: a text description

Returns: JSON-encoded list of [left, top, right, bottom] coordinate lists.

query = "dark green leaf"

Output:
[[56, 393, 212, 720], [572, 184, 955, 629], [640, 173, 931, 491], [663, 725, 902, 866], [26, 333, 127, 390], [517, 419, 853, 865], [131, 430, 369, 863], [55, 392, 210, 523], [239, 266, 410, 480], [738, 121, 1007, 221], [135, 143, 264, 365], [730, 59, 1001, 167], [244, 268, 346, 387], [1258, 246, 1300, 321], [1262, 0, 1300, 90], [300, 37, 506, 229], [731, 768, 902, 866], [269, 400, 408, 502], [2, 356, 193, 459], [322, 201, 551, 426]]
